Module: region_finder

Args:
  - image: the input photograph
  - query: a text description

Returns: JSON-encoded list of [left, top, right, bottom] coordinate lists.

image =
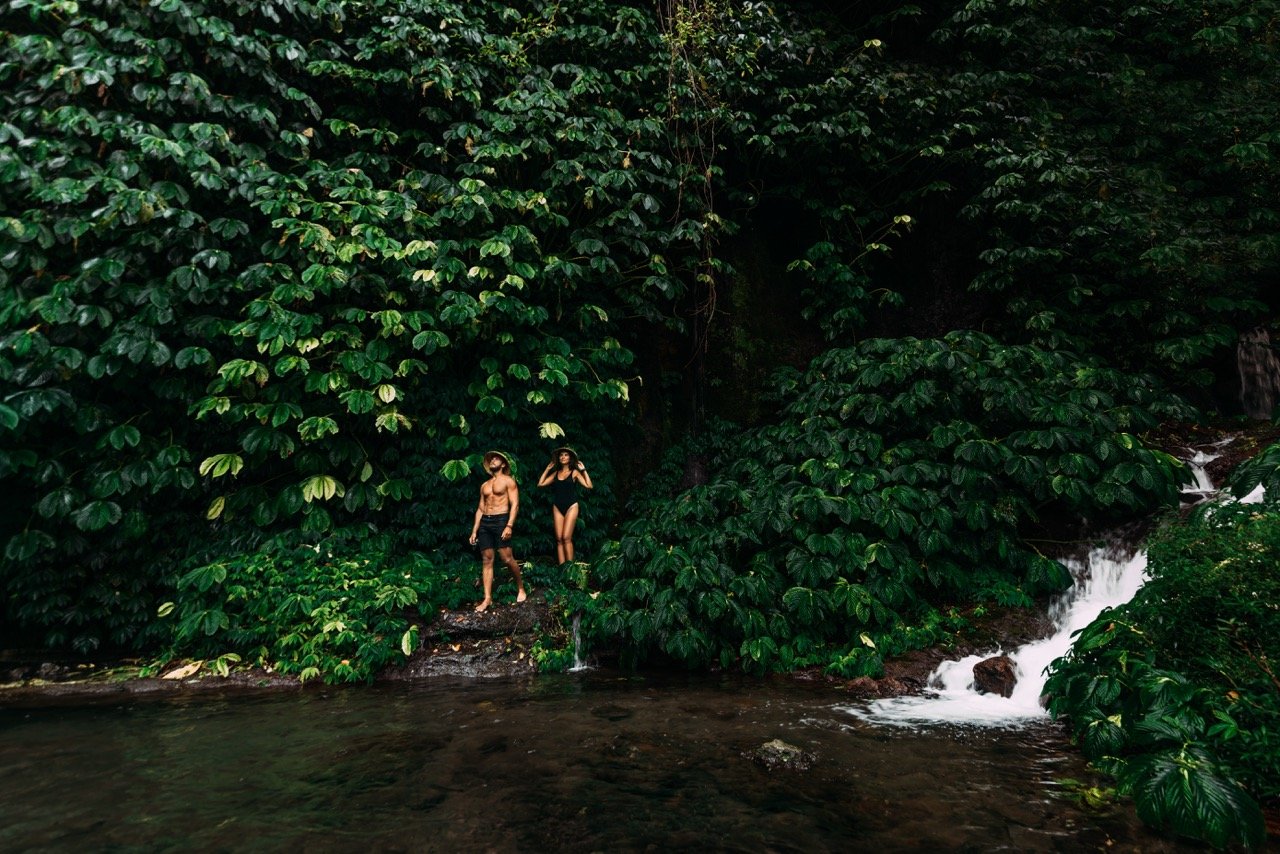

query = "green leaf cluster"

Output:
[[592, 331, 1191, 674], [152, 537, 463, 683], [1046, 500, 1280, 849], [1228, 439, 1280, 500]]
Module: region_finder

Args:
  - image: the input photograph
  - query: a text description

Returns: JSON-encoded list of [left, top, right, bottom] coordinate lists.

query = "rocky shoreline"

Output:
[[0, 594, 1057, 707], [0, 593, 557, 706]]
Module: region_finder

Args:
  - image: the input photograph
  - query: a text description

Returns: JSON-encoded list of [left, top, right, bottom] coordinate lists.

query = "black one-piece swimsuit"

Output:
[[550, 473, 578, 513]]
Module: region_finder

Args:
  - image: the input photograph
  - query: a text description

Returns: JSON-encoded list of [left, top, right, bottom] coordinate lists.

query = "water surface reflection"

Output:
[[0, 672, 1193, 851]]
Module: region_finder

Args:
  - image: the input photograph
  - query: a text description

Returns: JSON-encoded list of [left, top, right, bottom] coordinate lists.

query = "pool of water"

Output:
[[1, 671, 1193, 852]]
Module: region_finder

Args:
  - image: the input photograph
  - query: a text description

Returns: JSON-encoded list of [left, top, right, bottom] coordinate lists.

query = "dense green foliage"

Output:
[[1, 0, 686, 647], [4, 0, 1278, 653], [153, 538, 446, 683], [932, 0, 1280, 384], [1228, 439, 1280, 501], [1046, 500, 1280, 849], [590, 331, 1189, 673], [4, 1, 1279, 844], [148, 535, 583, 682]]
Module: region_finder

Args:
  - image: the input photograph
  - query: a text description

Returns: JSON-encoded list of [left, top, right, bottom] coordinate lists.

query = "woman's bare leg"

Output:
[[552, 507, 568, 564], [562, 502, 580, 563]]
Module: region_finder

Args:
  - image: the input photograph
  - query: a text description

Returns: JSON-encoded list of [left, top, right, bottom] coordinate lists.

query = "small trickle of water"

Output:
[[844, 447, 1228, 728], [568, 612, 589, 672]]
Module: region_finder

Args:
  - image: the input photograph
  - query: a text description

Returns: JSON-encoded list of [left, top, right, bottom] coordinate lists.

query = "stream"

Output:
[[1, 672, 1195, 852]]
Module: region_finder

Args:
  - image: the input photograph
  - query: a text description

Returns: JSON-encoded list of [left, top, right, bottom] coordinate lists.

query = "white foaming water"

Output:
[[568, 612, 590, 672], [843, 447, 1229, 728], [845, 547, 1148, 727], [1181, 450, 1218, 503]]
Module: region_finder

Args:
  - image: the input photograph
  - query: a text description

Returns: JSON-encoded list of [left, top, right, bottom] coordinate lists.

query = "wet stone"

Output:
[[973, 655, 1017, 698], [841, 675, 920, 699], [747, 738, 816, 772]]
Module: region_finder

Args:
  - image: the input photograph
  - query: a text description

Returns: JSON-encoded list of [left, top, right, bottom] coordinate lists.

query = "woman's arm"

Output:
[[536, 462, 556, 487], [575, 461, 594, 490]]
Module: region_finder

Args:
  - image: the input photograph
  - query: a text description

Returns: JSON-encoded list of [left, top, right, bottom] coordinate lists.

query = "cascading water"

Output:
[[844, 445, 1230, 728], [568, 611, 589, 672]]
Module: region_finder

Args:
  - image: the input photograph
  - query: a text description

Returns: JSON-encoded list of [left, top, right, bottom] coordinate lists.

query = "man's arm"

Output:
[[469, 495, 484, 545], [503, 477, 519, 538]]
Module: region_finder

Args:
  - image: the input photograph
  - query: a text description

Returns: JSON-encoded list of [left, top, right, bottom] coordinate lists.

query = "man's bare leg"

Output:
[[475, 549, 495, 612], [499, 547, 527, 603]]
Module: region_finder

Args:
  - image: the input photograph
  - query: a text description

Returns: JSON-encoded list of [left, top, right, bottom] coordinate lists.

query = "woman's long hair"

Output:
[[551, 448, 578, 472]]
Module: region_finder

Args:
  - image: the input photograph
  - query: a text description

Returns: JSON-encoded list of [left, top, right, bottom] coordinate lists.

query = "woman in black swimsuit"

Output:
[[537, 446, 593, 564]]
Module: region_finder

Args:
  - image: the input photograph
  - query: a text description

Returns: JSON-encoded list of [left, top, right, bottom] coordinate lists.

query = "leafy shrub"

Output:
[[591, 331, 1190, 674], [938, 0, 1280, 388], [1228, 439, 1280, 501], [0, 0, 669, 647], [1045, 500, 1280, 849], [153, 538, 467, 683]]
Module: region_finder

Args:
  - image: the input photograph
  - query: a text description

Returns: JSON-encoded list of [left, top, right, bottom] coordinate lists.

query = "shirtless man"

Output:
[[468, 450, 527, 612]]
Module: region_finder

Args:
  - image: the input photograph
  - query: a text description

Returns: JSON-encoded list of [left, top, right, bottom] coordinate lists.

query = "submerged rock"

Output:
[[748, 738, 816, 772], [973, 655, 1017, 698]]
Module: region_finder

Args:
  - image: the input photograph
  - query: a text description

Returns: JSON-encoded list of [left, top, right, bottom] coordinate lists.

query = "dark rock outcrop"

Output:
[[747, 738, 815, 772], [840, 675, 923, 700], [1, 595, 559, 702], [973, 655, 1017, 698], [379, 593, 555, 680]]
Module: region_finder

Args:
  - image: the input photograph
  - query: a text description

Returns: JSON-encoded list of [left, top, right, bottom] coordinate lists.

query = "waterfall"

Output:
[[843, 446, 1228, 728], [568, 612, 589, 672], [1238, 326, 1280, 420]]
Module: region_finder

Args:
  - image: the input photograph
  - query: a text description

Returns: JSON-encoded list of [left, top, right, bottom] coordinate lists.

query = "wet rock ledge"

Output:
[[382, 593, 555, 680], [791, 602, 1055, 700], [0, 594, 557, 705]]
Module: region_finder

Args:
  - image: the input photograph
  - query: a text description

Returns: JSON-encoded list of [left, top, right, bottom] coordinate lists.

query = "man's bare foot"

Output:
[[516, 588, 527, 603], [474, 599, 491, 613]]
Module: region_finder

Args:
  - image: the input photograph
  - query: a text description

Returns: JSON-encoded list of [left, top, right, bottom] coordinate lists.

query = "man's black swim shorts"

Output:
[[475, 512, 510, 551]]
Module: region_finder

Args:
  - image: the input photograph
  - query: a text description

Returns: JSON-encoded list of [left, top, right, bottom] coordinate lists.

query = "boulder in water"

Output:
[[973, 655, 1017, 698], [747, 738, 815, 771]]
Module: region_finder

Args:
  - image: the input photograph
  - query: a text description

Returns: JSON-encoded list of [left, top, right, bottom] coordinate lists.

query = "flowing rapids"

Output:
[[844, 446, 1229, 729]]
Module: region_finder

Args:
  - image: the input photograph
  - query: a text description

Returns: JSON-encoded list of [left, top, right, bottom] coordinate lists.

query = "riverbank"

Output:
[[0, 592, 1056, 707], [0, 592, 557, 705]]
